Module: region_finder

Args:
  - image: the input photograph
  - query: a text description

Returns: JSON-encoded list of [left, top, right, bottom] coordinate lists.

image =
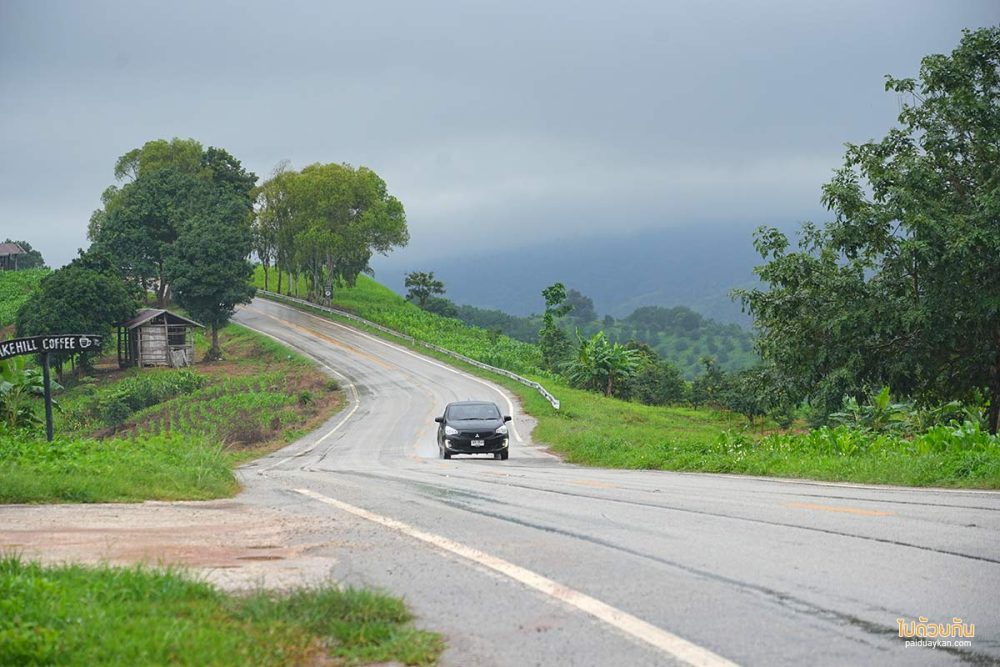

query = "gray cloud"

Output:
[[1, 0, 996, 266]]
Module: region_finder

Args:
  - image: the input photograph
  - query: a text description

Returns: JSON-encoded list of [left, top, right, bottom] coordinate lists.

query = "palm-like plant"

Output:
[[564, 331, 640, 397], [0, 356, 59, 431]]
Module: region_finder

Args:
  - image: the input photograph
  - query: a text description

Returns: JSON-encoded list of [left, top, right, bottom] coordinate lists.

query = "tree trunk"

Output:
[[277, 267, 283, 294], [263, 261, 269, 291], [156, 262, 167, 307], [208, 324, 221, 361], [325, 253, 335, 306], [989, 327, 1000, 435]]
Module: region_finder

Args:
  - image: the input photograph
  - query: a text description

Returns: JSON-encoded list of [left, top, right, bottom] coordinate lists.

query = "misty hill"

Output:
[[371, 224, 769, 326], [450, 297, 756, 378]]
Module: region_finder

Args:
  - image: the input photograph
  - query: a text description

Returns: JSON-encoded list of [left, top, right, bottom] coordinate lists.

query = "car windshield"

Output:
[[448, 404, 500, 421]]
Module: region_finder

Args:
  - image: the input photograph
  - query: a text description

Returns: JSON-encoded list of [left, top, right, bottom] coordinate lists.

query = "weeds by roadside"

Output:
[[1, 324, 343, 503], [0, 556, 442, 666]]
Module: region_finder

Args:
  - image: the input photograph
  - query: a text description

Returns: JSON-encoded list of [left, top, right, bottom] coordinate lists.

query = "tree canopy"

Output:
[[90, 138, 257, 307], [737, 27, 1000, 432], [404, 271, 445, 308], [253, 162, 408, 302], [15, 254, 138, 372]]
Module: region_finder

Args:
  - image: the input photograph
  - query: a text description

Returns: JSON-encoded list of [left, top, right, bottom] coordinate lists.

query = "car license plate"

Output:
[[471, 439, 485, 447]]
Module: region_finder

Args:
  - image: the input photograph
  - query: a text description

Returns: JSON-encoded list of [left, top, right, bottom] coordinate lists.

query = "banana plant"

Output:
[[0, 356, 61, 431]]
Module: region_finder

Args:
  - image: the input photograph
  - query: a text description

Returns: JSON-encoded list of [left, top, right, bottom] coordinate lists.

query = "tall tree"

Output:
[[166, 192, 256, 360], [539, 282, 573, 371], [737, 27, 1000, 432], [404, 271, 445, 307], [285, 162, 408, 304], [91, 140, 257, 306]]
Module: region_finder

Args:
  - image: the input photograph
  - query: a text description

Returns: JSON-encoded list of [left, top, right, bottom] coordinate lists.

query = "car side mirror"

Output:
[[503, 415, 512, 422], [435, 417, 444, 423]]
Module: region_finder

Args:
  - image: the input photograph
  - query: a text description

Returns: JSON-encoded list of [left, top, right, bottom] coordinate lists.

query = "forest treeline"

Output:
[[405, 277, 755, 379]]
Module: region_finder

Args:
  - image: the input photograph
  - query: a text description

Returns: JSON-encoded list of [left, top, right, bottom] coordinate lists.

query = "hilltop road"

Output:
[[232, 297, 1000, 667]]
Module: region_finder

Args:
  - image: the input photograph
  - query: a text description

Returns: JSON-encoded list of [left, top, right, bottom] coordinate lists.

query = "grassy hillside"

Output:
[[256, 269, 542, 374], [1, 324, 343, 503], [0, 267, 48, 327], [255, 269, 1000, 488]]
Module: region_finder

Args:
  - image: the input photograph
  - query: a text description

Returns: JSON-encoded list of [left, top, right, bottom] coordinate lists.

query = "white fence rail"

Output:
[[257, 290, 560, 410]]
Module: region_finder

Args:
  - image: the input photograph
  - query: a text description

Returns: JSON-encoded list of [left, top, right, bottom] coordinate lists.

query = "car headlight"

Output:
[[444, 425, 458, 436], [496, 424, 508, 435]]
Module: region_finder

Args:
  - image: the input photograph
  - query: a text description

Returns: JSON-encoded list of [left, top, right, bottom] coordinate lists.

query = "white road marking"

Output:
[[261, 301, 523, 443], [295, 488, 739, 667], [239, 323, 362, 473]]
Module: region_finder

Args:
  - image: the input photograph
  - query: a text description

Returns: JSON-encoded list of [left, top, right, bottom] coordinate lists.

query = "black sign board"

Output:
[[0, 335, 102, 361], [0, 334, 102, 441]]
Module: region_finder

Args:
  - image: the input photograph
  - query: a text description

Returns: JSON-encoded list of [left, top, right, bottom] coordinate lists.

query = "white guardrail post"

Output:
[[258, 290, 560, 410]]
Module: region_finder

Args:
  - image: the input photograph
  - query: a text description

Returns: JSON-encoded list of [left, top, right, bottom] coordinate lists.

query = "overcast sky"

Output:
[[1, 1, 996, 269]]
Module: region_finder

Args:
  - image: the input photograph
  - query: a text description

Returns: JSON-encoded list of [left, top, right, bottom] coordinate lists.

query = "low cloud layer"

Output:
[[1, 0, 996, 266]]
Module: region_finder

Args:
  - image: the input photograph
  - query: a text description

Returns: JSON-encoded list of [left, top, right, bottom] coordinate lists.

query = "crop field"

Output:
[[3, 324, 343, 503], [0, 268, 48, 327]]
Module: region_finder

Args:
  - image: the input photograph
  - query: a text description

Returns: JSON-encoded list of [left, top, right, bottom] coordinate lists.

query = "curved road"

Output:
[[233, 298, 999, 667]]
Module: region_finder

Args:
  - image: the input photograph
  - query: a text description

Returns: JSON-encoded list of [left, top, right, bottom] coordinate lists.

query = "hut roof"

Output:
[[121, 309, 204, 330], [0, 243, 25, 257]]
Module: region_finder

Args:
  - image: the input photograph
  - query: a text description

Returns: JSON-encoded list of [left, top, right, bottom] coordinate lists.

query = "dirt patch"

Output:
[[0, 500, 341, 592]]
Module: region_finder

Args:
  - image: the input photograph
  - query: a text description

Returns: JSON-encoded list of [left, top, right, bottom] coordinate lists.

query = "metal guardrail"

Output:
[[257, 290, 561, 410]]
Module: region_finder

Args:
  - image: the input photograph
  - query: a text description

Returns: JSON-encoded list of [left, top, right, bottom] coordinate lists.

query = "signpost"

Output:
[[0, 334, 101, 441]]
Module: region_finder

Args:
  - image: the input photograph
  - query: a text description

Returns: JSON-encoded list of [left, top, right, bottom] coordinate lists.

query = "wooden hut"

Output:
[[0, 242, 25, 271], [117, 309, 203, 368]]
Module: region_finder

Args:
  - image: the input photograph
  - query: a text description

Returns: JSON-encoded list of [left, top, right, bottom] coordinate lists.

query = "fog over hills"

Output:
[[371, 223, 789, 326]]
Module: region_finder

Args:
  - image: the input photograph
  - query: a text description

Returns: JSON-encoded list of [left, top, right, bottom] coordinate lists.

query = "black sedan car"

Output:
[[435, 401, 512, 460]]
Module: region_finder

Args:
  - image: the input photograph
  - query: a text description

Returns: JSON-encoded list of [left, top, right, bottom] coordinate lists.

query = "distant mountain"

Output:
[[372, 223, 779, 326]]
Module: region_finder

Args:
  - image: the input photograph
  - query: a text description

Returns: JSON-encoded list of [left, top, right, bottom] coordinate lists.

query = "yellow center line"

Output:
[[244, 305, 392, 368], [786, 502, 894, 517]]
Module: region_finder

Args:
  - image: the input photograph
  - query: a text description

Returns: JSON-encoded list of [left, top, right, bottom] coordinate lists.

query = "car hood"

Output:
[[447, 419, 502, 431]]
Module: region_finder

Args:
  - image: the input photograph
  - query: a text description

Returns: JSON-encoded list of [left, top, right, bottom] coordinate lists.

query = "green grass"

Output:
[[255, 267, 542, 374], [0, 268, 48, 327], [0, 556, 442, 666], [255, 274, 1000, 489], [2, 324, 343, 503], [0, 432, 236, 503]]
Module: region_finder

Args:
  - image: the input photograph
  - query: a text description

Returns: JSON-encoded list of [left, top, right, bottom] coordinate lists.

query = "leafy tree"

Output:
[[423, 296, 459, 318], [564, 331, 641, 397], [91, 139, 257, 306], [689, 357, 730, 408], [539, 282, 573, 371], [404, 271, 446, 308], [565, 288, 597, 323], [93, 167, 202, 305], [737, 27, 1000, 432], [275, 163, 408, 303], [15, 263, 138, 374], [166, 192, 256, 361], [619, 341, 687, 405], [2, 239, 45, 269]]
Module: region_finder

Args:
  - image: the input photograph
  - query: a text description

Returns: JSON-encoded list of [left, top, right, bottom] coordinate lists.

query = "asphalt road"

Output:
[[232, 298, 1000, 667]]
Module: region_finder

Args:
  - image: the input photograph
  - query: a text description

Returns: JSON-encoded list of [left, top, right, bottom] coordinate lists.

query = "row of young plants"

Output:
[[0, 267, 48, 327]]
